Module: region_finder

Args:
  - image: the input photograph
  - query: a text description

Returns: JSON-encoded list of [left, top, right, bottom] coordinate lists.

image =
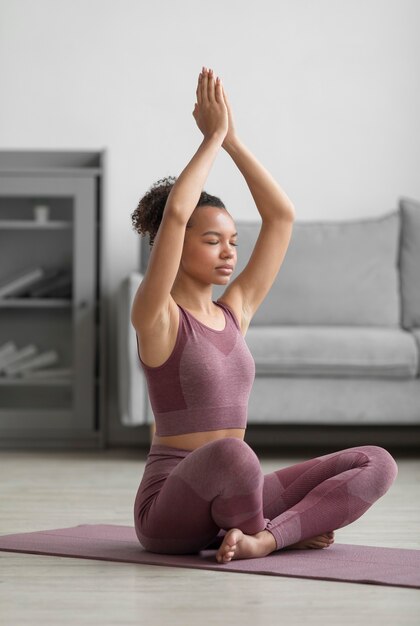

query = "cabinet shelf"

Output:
[[0, 408, 73, 420], [0, 298, 72, 308], [0, 377, 72, 386], [0, 149, 105, 446], [0, 220, 72, 229]]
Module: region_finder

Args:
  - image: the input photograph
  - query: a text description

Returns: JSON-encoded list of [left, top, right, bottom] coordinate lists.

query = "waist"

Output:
[[152, 428, 246, 452], [153, 404, 248, 438]]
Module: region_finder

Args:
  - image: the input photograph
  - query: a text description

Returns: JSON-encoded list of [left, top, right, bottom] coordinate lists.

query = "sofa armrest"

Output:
[[409, 328, 420, 377], [117, 271, 147, 426], [400, 197, 420, 329]]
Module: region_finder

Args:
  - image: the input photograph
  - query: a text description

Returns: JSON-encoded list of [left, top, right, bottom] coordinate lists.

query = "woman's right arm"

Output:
[[131, 135, 224, 325], [131, 68, 228, 329], [131, 135, 223, 329]]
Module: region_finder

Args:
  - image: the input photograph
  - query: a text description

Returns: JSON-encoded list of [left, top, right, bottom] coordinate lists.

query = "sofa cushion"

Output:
[[117, 271, 146, 426], [399, 196, 420, 329], [245, 326, 418, 379], [228, 211, 401, 327], [411, 329, 420, 377]]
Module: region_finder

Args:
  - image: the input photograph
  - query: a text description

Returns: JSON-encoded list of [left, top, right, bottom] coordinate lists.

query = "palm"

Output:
[[221, 85, 237, 146]]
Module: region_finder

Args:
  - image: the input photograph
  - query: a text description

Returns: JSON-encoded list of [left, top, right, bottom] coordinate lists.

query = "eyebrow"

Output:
[[201, 230, 238, 237]]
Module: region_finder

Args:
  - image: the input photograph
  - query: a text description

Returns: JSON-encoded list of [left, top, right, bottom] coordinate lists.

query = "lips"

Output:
[[216, 265, 233, 270]]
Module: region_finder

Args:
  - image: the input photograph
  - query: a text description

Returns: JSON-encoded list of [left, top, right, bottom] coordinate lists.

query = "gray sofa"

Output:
[[118, 196, 420, 447]]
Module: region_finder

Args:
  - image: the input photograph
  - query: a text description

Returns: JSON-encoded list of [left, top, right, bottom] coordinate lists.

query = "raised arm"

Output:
[[131, 67, 228, 328], [216, 82, 296, 322]]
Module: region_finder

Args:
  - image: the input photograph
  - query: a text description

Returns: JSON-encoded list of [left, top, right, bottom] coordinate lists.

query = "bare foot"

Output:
[[215, 529, 335, 563], [215, 528, 275, 563], [284, 530, 335, 551]]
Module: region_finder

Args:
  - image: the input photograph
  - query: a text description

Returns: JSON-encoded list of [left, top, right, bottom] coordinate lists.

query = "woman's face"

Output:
[[181, 206, 238, 284]]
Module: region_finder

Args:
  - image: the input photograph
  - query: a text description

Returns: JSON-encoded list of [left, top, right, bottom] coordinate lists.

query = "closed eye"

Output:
[[206, 242, 238, 246]]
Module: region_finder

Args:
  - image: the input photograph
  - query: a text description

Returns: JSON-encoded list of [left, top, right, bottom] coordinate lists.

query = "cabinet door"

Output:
[[0, 175, 96, 432]]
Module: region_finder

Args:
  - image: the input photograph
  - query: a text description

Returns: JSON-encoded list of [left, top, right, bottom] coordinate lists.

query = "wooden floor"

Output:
[[1, 445, 419, 626]]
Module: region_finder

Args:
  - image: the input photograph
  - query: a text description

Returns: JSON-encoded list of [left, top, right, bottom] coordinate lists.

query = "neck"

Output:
[[171, 281, 215, 315]]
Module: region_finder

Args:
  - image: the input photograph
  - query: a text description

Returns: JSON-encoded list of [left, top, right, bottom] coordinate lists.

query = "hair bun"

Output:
[[131, 176, 177, 246], [131, 177, 226, 248]]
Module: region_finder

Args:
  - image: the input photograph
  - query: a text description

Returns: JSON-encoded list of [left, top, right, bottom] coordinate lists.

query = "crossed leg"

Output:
[[214, 443, 398, 562], [134, 438, 398, 561]]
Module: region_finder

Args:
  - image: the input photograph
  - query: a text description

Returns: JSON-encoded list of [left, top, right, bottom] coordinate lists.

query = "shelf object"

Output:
[[0, 150, 106, 448]]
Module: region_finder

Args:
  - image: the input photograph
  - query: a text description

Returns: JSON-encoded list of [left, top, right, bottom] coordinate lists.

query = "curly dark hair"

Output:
[[131, 175, 226, 248]]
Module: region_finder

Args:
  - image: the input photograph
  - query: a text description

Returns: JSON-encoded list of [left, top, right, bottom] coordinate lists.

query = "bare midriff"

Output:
[[152, 428, 246, 451]]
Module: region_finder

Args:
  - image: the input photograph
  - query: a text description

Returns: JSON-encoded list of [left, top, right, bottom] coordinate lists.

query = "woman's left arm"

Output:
[[220, 81, 295, 221], [217, 80, 296, 321], [223, 136, 295, 222], [220, 137, 296, 321]]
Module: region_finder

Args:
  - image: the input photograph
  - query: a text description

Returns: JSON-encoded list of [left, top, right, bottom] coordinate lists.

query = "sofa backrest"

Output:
[[217, 210, 402, 327], [399, 197, 420, 330], [139, 201, 420, 329]]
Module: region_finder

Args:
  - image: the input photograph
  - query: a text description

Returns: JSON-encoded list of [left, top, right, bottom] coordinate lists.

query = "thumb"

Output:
[[221, 84, 230, 105]]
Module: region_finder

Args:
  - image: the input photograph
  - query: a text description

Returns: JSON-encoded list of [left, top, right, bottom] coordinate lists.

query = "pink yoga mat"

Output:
[[0, 524, 419, 589]]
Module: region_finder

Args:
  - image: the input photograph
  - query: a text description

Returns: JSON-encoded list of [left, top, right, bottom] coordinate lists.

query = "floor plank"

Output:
[[1, 447, 419, 626]]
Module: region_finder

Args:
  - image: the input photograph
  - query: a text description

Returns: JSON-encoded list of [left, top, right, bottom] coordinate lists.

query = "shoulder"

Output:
[[216, 292, 251, 337], [133, 296, 177, 347]]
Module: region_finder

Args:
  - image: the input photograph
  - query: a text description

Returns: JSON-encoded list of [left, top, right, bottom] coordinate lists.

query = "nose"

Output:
[[223, 248, 235, 259]]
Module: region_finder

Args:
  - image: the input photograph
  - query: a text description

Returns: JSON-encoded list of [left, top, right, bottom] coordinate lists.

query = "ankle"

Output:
[[256, 529, 277, 553]]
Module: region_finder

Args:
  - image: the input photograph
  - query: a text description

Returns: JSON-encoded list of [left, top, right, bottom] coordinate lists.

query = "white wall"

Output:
[[0, 0, 419, 445]]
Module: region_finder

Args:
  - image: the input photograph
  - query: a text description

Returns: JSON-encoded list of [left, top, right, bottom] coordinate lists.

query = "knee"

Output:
[[208, 437, 262, 486], [210, 437, 257, 463], [359, 445, 399, 495]]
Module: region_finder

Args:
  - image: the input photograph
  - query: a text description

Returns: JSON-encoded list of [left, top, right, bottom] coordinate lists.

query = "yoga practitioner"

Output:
[[130, 66, 398, 563]]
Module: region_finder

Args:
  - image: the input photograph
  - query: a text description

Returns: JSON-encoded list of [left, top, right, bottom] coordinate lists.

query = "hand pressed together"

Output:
[[192, 66, 233, 143]]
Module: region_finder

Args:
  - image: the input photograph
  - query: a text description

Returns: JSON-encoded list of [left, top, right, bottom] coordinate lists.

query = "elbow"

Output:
[[285, 204, 296, 221], [163, 203, 190, 225], [280, 205, 296, 222]]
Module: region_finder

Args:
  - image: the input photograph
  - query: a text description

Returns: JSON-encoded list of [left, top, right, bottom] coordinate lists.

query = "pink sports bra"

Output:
[[135, 300, 255, 436]]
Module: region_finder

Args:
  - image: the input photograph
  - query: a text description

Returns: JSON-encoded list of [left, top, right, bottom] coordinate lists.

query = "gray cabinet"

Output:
[[0, 150, 106, 448]]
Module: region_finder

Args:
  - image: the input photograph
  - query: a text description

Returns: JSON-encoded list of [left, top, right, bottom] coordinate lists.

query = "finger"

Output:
[[207, 69, 215, 102], [215, 77, 223, 103], [196, 71, 202, 104], [201, 68, 209, 103], [221, 83, 229, 105]]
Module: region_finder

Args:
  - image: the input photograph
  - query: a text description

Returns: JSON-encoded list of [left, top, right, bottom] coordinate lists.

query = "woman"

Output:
[[130, 66, 398, 563]]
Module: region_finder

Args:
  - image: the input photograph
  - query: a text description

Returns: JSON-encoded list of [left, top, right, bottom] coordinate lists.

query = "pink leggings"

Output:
[[134, 438, 398, 555]]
